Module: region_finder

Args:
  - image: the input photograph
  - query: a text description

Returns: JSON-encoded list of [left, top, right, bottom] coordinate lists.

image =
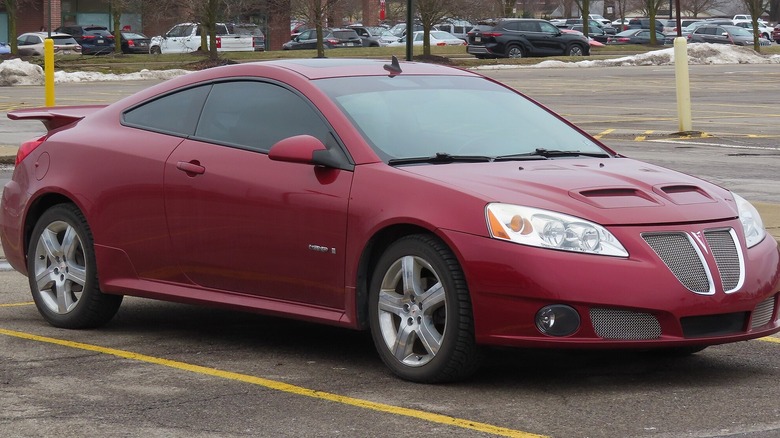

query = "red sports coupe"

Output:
[[2, 58, 778, 383]]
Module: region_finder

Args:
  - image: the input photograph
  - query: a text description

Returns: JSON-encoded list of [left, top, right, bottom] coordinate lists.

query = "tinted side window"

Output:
[[194, 81, 331, 153], [123, 85, 211, 137], [502, 21, 521, 31]]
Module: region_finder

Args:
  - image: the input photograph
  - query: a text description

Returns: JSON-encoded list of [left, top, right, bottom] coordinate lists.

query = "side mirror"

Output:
[[269, 135, 325, 165]]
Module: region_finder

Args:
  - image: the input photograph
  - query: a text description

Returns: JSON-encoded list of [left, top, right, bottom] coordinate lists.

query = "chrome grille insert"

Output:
[[704, 229, 744, 293], [751, 296, 776, 329], [642, 232, 713, 294], [590, 308, 661, 340]]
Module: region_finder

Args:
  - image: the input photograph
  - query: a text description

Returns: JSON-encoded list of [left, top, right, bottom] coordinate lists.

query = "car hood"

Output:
[[398, 158, 738, 226]]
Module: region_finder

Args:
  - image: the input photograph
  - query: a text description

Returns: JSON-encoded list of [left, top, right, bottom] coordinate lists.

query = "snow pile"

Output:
[[0, 58, 189, 86], [473, 43, 780, 70]]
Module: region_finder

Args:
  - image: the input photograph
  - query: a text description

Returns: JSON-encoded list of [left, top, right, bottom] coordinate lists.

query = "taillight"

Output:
[[82, 35, 96, 40], [216, 36, 222, 48], [326, 38, 339, 44], [437, 42, 445, 46], [128, 40, 135, 47], [16, 136, 46, 165], [482, 32, 503, 37]]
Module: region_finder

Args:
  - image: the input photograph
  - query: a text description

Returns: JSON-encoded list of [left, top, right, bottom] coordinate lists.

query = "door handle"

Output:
[[176, 160, 205, 176]]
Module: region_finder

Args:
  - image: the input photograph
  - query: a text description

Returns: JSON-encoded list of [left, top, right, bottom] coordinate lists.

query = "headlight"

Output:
[[486, 203, 628, 257], [733, 193, 766, 248]]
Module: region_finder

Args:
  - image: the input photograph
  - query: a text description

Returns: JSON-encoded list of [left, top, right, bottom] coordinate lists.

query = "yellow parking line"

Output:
[[0, 301, 35, 308], [593, 128, 614, 139], [0, 328, 545, 438], [759, 336, 780, 344], [634, 130, 653, 141]]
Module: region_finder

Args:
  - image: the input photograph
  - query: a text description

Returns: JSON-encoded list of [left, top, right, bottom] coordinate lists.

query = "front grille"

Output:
[[642, 229, 744, 295], [751, 296, 776, 329], [590, 308, 661, 340], [704, 230, 742, 292], [642, 233, 712, 294]]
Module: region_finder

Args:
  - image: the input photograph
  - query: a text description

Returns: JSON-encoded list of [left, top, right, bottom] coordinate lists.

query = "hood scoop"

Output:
[[654, 184, 716, 205], [570, 188, 661, 209]]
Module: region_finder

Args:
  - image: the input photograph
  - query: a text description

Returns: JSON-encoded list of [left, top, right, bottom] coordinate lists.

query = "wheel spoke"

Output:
[[56, 283, 76, 313], [39, 228, 62, 260], [392, 322, 416, 361], [60, 225, 80, 259], [400, 256, 422, 296], [65, 261, 87, 287], [418, 282, 445, 309], [35, 265, 56, 292], [377, 290, 405, 317]]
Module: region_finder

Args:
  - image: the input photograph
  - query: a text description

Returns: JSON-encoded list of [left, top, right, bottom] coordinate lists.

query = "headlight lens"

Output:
[[733, 193, 766, 248], [486, 203, 628, 257]]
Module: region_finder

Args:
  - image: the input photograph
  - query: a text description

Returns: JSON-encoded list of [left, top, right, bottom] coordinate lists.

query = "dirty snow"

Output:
[[1, 43, 779, 86]]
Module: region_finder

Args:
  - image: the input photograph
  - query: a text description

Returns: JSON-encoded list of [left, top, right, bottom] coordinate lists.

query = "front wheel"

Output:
[[368, 235, 481, 383], [27, 204, 122, 329], [149, 46, 161, 55]]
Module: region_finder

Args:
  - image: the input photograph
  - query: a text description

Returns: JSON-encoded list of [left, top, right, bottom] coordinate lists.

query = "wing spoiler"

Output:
[[8, 105, 107, 131]]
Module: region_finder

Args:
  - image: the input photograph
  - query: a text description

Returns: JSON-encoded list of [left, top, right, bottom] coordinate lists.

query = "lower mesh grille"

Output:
[[751, 296, 776, 329], [704, 230, 742, 292], [590, 308, 662, 340]]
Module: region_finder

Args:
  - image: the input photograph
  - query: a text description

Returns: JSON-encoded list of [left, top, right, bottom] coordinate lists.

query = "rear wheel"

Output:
[[368, 234, 481, 383], [27, 204, 122, 329], [506, 44, 524, 58], [566, 44, 585, 56], [149, 46, 161, 54]]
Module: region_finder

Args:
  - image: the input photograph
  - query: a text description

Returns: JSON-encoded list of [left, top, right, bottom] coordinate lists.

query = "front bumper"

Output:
[[442, 219, 780, 349]]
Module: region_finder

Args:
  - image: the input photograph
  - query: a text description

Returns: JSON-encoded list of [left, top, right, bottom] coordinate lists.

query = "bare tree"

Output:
[[291, 0, 343, 58], [496, 0, 515, 16], [743, 0, 768, 51], [635, 0, 665, 44], [573, 0, 590, 36], [4, 0, 38, 54], [416, 0, 449, 55], [680, 0, 725, 18]]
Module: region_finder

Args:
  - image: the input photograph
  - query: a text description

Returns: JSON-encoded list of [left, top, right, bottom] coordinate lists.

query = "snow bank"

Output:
[[0, 58, 189, 86]]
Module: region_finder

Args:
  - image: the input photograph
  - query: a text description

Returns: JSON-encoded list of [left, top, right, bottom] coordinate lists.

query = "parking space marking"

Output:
[[0, 328, 546, 438], [760, 336, 780, 344], [593, 129, 614, 139], [0, 301, 34, 308], [647, 139, 780, 151], [634, 130, 654, 141]]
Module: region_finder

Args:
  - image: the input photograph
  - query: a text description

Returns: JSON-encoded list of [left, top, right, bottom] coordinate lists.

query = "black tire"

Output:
[[27, 204, 122, 329], [368, 234, 481, 383], [566, 44, 585, 56], [505, 44, 524, 59], [149, 46, 161, 55]]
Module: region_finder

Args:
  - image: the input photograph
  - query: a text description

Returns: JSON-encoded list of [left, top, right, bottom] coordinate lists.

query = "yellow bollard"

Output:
[[44, 38, 55, 107], [674, 37, 692, 133]]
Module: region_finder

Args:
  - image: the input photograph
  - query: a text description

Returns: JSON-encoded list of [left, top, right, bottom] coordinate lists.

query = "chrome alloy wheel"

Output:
[[376, 255, 447, 367], [32, 220, 88, 315]]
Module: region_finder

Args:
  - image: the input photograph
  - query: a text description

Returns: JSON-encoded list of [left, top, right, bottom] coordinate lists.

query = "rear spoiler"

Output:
[[8, 105, 106, 131]]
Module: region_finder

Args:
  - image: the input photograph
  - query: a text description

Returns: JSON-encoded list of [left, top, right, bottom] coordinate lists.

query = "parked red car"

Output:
[[2, 59, 779, 383], [773, 24, 780, 42]]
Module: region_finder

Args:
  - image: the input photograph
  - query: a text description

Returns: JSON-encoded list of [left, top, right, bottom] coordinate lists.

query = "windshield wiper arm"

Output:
[[495, 148, 611, 161], [388, 152, 493, 166]]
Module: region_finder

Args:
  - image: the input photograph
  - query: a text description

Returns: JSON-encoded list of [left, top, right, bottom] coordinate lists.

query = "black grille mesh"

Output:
[[589, 308, 662, 340]]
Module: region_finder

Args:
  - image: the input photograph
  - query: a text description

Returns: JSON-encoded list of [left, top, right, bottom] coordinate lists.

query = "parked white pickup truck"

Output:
[[149, 22, 256, 54]]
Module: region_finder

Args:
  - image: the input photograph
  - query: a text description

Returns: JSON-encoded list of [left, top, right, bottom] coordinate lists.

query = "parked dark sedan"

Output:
[[282, 28, 362, 50], [55, 25, 115, 55], [607, 29, 672, 45], [467, 18, 590, 58], [116, 31, 150, 54]]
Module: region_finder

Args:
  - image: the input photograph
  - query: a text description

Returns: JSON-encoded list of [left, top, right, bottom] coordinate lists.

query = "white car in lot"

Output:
[[149, 23, 255, 54], [390, 31, 466, 47], [732, 20, 774, 41]]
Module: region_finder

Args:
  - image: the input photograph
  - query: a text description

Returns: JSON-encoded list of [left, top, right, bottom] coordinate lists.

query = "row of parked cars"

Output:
[[16, 25, 151, 56]]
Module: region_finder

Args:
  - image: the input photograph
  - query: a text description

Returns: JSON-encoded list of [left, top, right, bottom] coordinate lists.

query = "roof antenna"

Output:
[[383, 55, 402, 76]]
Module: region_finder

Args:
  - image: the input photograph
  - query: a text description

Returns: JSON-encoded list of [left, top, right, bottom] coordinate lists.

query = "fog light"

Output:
[[535, 305, 580, 337]]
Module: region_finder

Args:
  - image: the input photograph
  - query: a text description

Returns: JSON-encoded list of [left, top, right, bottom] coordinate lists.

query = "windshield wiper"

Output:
[[495, 148, 611, 161], [388, 152, 493, 166]]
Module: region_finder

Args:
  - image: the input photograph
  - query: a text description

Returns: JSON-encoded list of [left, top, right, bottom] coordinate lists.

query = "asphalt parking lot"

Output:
[[1, 63, 779, 438]]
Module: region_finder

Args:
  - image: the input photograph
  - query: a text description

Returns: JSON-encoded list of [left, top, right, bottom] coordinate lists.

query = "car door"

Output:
[[162, 24, 195, 53], [517, 21, 561, 55], [294, 29, 317, 49], [164, 80, 353, 309]]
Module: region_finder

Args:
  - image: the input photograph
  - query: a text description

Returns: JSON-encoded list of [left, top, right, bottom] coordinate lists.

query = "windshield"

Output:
[[315, 75, 606, 161]]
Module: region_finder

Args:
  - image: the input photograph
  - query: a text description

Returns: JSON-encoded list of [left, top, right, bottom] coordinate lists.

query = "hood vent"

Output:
[[571, 187, 661, 209], [655, 184, 715, 205]]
